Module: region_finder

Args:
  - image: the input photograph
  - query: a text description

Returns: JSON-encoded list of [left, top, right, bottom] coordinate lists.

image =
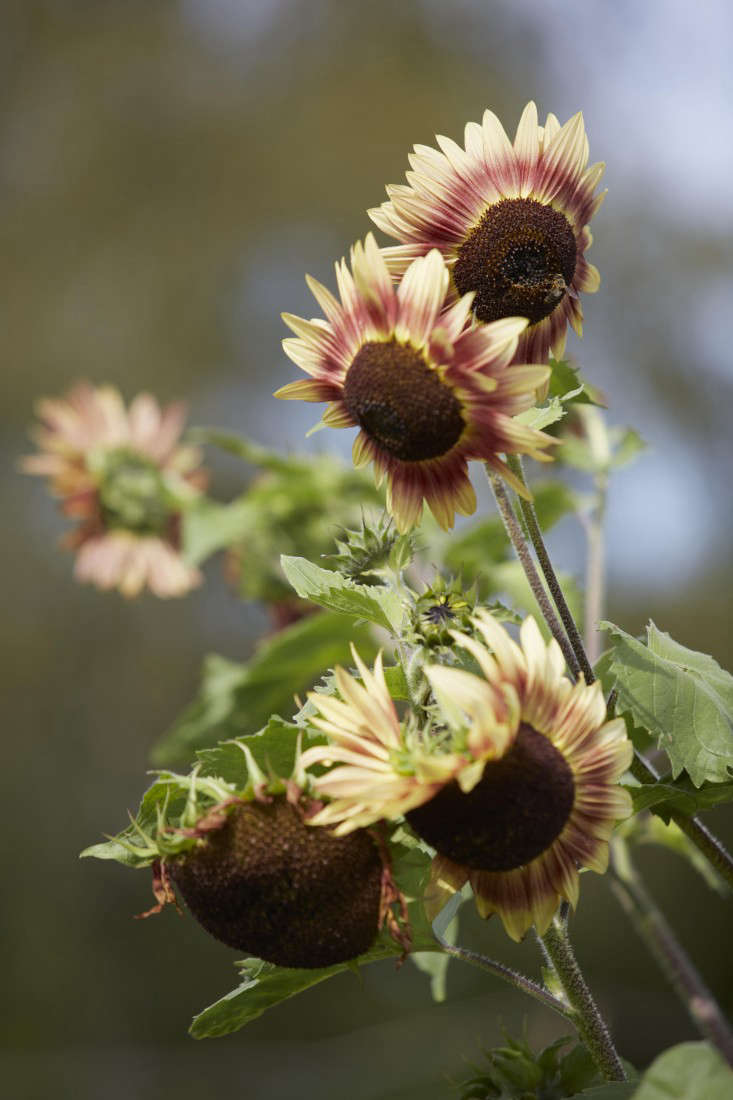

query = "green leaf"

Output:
[[515, 395, 565, 432], [187, 428, 301, 473], [196, 715, 307, 786], [182, 495, 257, 566], [610, 427, 646, 470], [548, 358, 606, 408], [626, 778, 733, 818], [151, 611, 376, 765], [281, 555, 407, 634], [190, 960, 353, 1038], [411, 883, 468, 1003], [601, 621, 733, 786], [631, 1042, 733, 1100], [190, 841, 437, 1038], [382, 663, 410, 700]]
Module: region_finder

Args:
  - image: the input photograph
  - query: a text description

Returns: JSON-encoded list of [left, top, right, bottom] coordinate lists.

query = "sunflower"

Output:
[[301, 613, 632, 942], [275, 234, 554, 531], [22, 383, 205, 597], [369, 102, 605, 366]]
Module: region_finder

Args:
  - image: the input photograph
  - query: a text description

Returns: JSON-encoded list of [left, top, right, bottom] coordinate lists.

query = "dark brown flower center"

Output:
[[342, 339, 465, 462], [170, 798, 382, 968], [406, 724, 575, 871], [453, 198, 577, 326]]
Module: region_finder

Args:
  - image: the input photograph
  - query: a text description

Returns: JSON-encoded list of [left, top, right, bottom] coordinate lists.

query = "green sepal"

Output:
[[601, 621, 733, 786], [81, 715, 318, 870], [457, 1032, 635, 1100]]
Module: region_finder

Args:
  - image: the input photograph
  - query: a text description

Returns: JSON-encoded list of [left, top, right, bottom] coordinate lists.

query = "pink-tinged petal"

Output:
[[152, 402, 188, 462], [395, 250, 450, 346], [481, 109, 520, 197], [387, 469, 425, 532], [379, 242, 432, 278], [351, 234, 398, 333], [567, 294, 584, 338], [524, 858, 562, 934], [322, 401, 354, 427], [128, 393, 163, 453], [540, 112, 561, 150], [352, 430, 376, 468], [535, 111, 587, 204], [304, 274, 343, 326], [473, 868, 534, 941], [513, 101, 540, 197], [576, 258, 601, 294], [274, 378, 341, 402]]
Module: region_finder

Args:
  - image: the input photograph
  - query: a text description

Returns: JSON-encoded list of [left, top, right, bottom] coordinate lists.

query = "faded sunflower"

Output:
[[369, 102, 605, 366], [275, 234, 554, 531], [22, 383, 205, 597], [302, 613, 632, 942]]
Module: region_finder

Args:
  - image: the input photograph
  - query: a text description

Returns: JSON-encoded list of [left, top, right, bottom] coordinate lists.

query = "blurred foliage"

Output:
[[5, 2, 733, 1098], [151, 610, 376, 766]]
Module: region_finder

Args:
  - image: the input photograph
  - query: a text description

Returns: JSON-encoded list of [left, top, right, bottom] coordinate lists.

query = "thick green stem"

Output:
[[610, 839, 733, 1066], [539, 920, 626, 1082], [486, 465, 581, 677], [433, 930, 572, 1021]]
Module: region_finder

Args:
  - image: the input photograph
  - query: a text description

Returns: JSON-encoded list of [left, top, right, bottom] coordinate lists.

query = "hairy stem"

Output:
[[486, 465, 581, 677], [433, 930, 573, 1021], [502, 454, 733, 890], [610, 838, 733, 1066], [506, 454, 595, 682], [539, 920, 626, 1081]]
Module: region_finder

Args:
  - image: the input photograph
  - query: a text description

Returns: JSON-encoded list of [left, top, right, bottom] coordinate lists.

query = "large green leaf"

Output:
[[601, 622, 733, 786], [281, 555, 407, 634], [631, 1042, 733, 1100], [626, 778, 733, 818], [183, 495, 257, 566], [151, 611, 376, 765], [189, 842, 437, 1038]]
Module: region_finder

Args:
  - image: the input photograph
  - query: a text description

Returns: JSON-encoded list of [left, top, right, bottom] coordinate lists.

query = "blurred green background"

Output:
[[4, 2, 733, 1097]]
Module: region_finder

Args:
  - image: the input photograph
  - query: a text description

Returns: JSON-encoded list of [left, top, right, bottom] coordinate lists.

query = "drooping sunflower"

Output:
[[275, 234, 554, 532], [369, 102, 605, 366], [22, 383, 206, 597], [302, 613, 632, 941]]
